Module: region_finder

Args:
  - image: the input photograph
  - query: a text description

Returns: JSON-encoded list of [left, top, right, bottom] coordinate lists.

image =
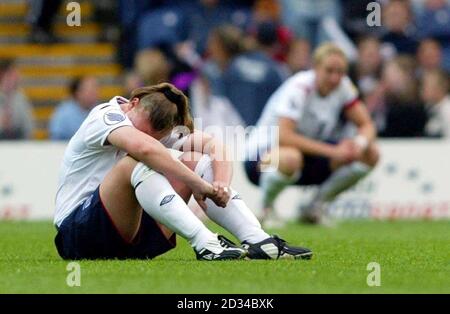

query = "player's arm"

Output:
[[278, 117, 337, 158], [344, 101, 377, 152], [182, 130, 233, 205], [107, 126, 214, 208]]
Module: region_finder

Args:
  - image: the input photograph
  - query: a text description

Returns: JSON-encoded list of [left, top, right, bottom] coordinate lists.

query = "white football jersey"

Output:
[[246, 70, 359, 160], [54, 96, 188, 227]]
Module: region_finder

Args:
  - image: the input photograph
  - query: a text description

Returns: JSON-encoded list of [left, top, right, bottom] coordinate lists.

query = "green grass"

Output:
[[0, 220, 449, 293]]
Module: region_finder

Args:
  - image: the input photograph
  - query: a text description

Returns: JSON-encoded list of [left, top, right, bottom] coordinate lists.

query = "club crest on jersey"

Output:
[[104, 110, 126, 125]]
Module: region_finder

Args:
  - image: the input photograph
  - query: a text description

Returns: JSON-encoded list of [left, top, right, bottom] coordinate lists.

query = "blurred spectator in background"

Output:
[[280, 0, 342, 48], [118, 0, 164, 68], [27, 0, 63, 44], [282, 0, 357, 62], [0, 59, 34, 140], [251, 0, 280, 25], [204, 24, 246, 96], [136, 2, 186, 54], [417, 38, 444, 77], [416, 0, 450, 71], [422, 69, 450, 138], [348, 32, 383, 136], [349, 37, 383, 99], [134, 49, 170, 86], [222, 21, 285, 126], [377, 56, 427, 137], [184, 0, 251, 56], [250, 0, 293, 64], [285, 38, 312, 75], [132, 0, 252, 70], [190, 69, 244, 135], [123, 71, 143, 99], [381, 0, 418, 57], [49, 76, 99, 140], [133, 44, 195, 95]]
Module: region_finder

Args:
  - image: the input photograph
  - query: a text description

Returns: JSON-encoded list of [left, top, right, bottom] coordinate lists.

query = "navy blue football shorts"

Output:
[[244, 152, 333, 187], [54, 186, 176, 260]]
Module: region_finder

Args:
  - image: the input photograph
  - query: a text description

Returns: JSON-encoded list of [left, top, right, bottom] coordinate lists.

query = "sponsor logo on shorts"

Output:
[[82, 195, 93, 210]]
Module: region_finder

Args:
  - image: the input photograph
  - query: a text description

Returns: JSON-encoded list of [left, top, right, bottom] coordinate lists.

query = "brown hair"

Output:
[[212, 24, 246, 58], [384, 55, 419, 103], [134, 49, 170, 85], [130, 82, 194, 133], [424, 69, 449, 93]]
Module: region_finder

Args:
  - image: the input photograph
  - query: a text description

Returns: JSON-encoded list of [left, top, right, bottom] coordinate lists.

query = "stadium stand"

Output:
[[0, 0, 123, 139]]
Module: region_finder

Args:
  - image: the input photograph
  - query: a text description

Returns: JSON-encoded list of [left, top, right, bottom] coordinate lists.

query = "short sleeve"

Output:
[[274, 84, 307, 122], [84, 105, 133, 148], [341, 76, 360, 110]]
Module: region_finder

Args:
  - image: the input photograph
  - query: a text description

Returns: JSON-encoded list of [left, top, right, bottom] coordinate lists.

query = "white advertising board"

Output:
[[1, 140, 449, 221]]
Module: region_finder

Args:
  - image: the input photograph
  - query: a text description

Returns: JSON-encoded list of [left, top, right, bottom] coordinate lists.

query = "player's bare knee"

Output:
[[119, 155, 139, 167], [179, 151, 203, 171], [111, 156, 139, 183], [278, 147, 303, 176]]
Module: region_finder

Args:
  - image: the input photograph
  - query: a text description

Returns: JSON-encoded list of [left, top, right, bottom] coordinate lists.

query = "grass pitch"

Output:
[[0, 220, 449, 293]]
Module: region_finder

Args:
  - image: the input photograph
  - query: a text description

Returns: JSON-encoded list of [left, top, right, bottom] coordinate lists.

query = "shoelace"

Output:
[[272, 235, 287, 255], [218, 235, 238, 249]]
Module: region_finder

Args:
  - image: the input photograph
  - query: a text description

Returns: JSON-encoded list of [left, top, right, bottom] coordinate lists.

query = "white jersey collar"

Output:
[[109, 96, 129, 107]]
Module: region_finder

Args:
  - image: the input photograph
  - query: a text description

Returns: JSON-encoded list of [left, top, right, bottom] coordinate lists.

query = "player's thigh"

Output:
[[100, 155, 142, 242], [262, 147, 303, 176], [98, 150, 203, 241]]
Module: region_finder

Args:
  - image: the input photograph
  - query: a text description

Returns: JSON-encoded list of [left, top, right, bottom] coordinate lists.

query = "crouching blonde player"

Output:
[[54, 83, 312, 260], [245, 44, 380, 225]]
